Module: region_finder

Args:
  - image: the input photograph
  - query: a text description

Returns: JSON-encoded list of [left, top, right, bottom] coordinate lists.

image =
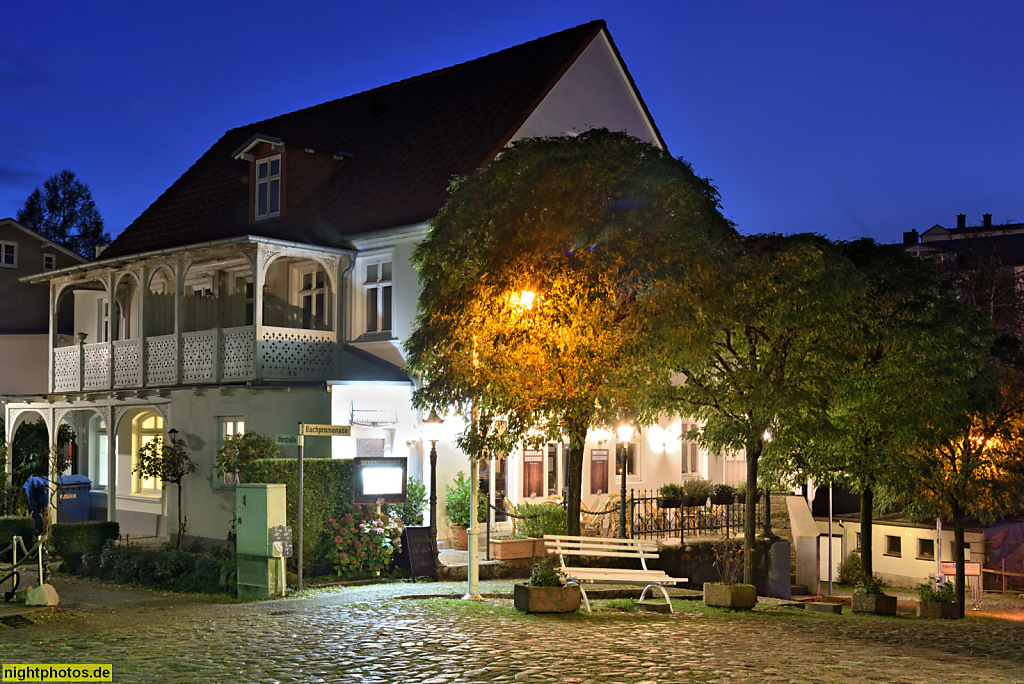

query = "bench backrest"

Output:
[[544, 535, 659, 571]]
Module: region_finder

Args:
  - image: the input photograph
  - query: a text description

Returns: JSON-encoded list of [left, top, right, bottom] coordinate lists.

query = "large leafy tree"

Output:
[[777, 240, 996, 582], [406, 130, 735, 535], [897, 338, 1024, 617], [666, 233, 863, 584], [17, 169, 110, 259]]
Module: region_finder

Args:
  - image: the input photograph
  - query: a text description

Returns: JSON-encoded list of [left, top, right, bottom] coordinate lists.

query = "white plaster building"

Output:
[[4, 21, 738, 545]]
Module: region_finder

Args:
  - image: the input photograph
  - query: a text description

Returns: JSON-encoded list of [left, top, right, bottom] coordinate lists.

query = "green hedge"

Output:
[[0, 516, 35, 562], [243, 458, 354, 574], [513, 502, 566, 538], [98, 545, 232, 594], [50, 521, 120, 573]]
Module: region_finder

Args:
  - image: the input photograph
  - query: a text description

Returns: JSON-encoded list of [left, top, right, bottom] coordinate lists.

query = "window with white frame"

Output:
[[218, 417, 245, 485], [43, 254, 56, 271], [0, 241, 16, 268], [680, 422, 700, 475], [614, 442, 639, 479], [97, 297, 110, 343], [132, 412, 165, 494], [363, 259, 392, 335], [88, 416, 108, 488], [255, 156, 281, 219], [292, 265, 329, 330]]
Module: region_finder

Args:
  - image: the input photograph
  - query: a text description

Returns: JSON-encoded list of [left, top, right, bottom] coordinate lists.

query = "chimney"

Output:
[[957, 214, 967, 229], [903, 230, 920, 246], [983, 213, 992, 227]]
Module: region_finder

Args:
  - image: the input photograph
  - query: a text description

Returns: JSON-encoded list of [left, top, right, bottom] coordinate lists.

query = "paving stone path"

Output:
[[2, 578, 1024, 683]]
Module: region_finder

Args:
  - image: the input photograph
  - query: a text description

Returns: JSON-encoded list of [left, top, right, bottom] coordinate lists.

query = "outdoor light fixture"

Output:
[[616, 424, 635, 538], [423, 410, 445, 571], [168, 428, 179, 444]]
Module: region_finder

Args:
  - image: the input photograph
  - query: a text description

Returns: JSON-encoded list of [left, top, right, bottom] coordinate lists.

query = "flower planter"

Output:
[[490, 537, 540, 560], [917, 601, 960, 619], [710, 495, 735, 506], [852, 592, 897, 615], [735, 492, 761, 505], [656, 497, 682, 509], [513, 583, 581, 613], [703, 583, 757, 610], [450, 525, 468, 551], [680, 495, 708, 507]]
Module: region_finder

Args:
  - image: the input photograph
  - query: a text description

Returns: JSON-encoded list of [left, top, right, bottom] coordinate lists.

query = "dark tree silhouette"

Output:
[[17, 170, 110, 259]]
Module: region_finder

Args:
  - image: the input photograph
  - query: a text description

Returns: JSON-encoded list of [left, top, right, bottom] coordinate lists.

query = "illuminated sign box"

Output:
[[353, 457, 408, 504]]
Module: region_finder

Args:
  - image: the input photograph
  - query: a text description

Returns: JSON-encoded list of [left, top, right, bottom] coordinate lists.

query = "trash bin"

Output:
[[23, 476, 49, 531], [55, 475, 92, 523]]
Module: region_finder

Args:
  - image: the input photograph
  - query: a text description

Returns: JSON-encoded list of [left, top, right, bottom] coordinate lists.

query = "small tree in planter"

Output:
[[513, 555, 581, 613], [916, 580, 959, 619], [134, 438, 197, 549], [444, 471, 486, 550], [852, 575, 897, 615], [703, 540, 756, 609], [657, 483, 684, 509], [710, 483, 736, 505], [680, 477, 713, 507]]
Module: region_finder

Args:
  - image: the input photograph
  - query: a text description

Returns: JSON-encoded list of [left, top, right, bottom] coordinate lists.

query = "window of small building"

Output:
[[918, 538, 935, 560], [43, 254, 56, 270], [364, 259, 392, 335], [256, 156, 281, 219], [1, 241, 17, 268], [884, 535, 901, 557], [855, 532, 862, 552]]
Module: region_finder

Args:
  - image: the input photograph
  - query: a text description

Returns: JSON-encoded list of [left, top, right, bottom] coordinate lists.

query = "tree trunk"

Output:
[[762, 486, 772, 538], [564, 417, 589, 538], [954, 512, 966, 619], [743, 438, 763, 585], [860, 486, 873, 580]]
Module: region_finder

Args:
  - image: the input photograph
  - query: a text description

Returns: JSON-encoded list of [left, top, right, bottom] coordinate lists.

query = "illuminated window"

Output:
[[294, 266, 329, 330], [218, 417, 245, 486], [615, 442, 638, 478], [255, 156, 281, 219], [132, 412, 165, 494]]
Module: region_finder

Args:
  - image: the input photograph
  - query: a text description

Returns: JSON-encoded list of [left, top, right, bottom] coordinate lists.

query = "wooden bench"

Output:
[[544, 535, 687, 613]]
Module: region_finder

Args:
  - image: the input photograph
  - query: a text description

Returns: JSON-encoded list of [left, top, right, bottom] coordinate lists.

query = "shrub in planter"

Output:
[[735, 479, 762, 504], [837, 551, 862, 585], [704, 540, 756, 609], [916, 581, 959, 619], [657, 483, 684, 508], [851, 575, 896, 616], [50, 521, 120, 573], [514, 555, 580, 613], [444, 471, 486, 549], [0, 516, 35, 562], [680, 477, 713, 507], [710, 484, 736, 505]]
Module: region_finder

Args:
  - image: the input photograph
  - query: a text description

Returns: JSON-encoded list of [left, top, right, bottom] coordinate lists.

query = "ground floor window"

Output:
[[885, 535, 902, 557], [89, 415, 108, 487], [590, 448, 609, 495], [132, 412, 164, 494], [918, 538, 935, 560], [218, 417, 245, 485]]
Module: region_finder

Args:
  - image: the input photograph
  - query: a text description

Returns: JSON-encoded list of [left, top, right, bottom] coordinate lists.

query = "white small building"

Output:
[[4, 21, 739, 545]]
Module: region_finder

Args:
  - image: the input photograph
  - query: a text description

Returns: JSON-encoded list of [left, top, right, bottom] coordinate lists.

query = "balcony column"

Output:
[[138, 265, 149, 387], [253, 246, 266, 380], [174, 260, 184, 385], [48, 281, 58, 393], [105, 275, 114, 390]]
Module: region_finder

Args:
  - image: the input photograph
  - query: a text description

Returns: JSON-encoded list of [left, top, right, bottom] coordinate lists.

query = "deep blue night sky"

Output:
[[3, 1, 1022, 244]]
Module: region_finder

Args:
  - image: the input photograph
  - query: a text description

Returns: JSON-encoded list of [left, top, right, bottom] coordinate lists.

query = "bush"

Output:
[[0, 516, 35, 562], [382, 477, 427, 526], [528, 555, 565, 587], [680, 477, 714, 499], [216, 431, 280, 481], [322, 511, 402, 579], [513, 502, 566, 538], [917, 580, 956, 603], [444, 471, 486, 527], [50, 521, 120, 572], [658, 483, 685, 499], [837, 551, 862, 585], [98, 543, 232, 593], [244, 458, 354, 575]]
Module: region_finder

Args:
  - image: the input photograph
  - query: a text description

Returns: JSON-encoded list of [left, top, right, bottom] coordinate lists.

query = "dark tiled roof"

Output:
[[916, 232, 1024, 267], [102, 21, 615, 259]]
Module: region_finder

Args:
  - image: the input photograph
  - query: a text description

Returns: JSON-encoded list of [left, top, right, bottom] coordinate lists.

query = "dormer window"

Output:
[[256, 156, 281, 219]]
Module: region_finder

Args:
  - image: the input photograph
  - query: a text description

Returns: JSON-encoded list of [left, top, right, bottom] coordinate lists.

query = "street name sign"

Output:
[[299, 424, 351, 437]]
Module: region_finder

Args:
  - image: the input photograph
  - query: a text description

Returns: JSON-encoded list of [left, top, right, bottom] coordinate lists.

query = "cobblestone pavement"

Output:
[[3, 578, 1024, 683]]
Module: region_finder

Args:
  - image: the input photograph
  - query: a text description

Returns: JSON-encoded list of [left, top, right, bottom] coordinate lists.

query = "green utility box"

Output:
[[236, 483, 286, 599]]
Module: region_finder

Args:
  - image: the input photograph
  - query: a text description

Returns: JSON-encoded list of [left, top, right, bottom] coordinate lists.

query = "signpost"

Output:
[[296, 423, 351, 591], [275, 435, 298, 446]]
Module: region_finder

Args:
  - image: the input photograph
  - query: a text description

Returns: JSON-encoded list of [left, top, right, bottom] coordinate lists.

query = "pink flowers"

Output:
[[324, 510, 403, 579]]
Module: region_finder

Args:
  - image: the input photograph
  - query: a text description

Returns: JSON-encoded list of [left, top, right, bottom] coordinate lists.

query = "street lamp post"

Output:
[[423, 410, 445, 572], [616, 424, 634, 539]]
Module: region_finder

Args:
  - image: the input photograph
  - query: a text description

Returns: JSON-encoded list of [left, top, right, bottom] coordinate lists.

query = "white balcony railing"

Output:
[[53, 324, 338, 392]]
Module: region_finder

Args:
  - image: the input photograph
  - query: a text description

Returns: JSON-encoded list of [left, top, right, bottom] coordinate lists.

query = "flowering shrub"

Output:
[[324, 511, 403, 579]]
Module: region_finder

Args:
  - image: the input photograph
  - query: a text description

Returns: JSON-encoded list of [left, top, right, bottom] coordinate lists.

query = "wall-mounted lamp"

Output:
[[168, 428, 179, 444]]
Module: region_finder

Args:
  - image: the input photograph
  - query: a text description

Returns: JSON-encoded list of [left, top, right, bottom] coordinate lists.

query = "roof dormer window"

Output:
[[256, 156, 281, 219]]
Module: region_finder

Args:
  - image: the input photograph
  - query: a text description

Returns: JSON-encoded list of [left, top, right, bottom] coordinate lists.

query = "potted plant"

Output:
[[679, 477, 713, 507], [513, 556, 581, 613], [916, 581, 959, 619], [491, 502, 566, 559], [703, 541, 756, 609], [444, 471, 486, 550], [851, 576, 897, 615], [735, 479, 761, 505], [656, 483, 684, 509], [710, 483, 736, 505]]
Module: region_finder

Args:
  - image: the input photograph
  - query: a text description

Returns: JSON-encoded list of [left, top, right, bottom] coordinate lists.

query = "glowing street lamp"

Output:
[[616, 424, 635, 539], [423, 410, 445, 571], [518, 289, 536, 310]]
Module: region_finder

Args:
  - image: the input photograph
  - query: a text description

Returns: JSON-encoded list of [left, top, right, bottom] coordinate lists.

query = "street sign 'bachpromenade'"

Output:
[[299, 423, 351, 437]]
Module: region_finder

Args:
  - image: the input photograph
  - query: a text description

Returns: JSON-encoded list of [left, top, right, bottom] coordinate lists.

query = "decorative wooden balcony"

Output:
[[52, 325, 337, 392]]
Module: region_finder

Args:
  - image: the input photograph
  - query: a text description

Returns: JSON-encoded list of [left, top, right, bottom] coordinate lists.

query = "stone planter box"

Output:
[[703, 583, 757, 610], [917, 601, 960, 619], [852, 592, 897, 615], [513, 583, 581, 613], [490, 537, 541, 560]]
